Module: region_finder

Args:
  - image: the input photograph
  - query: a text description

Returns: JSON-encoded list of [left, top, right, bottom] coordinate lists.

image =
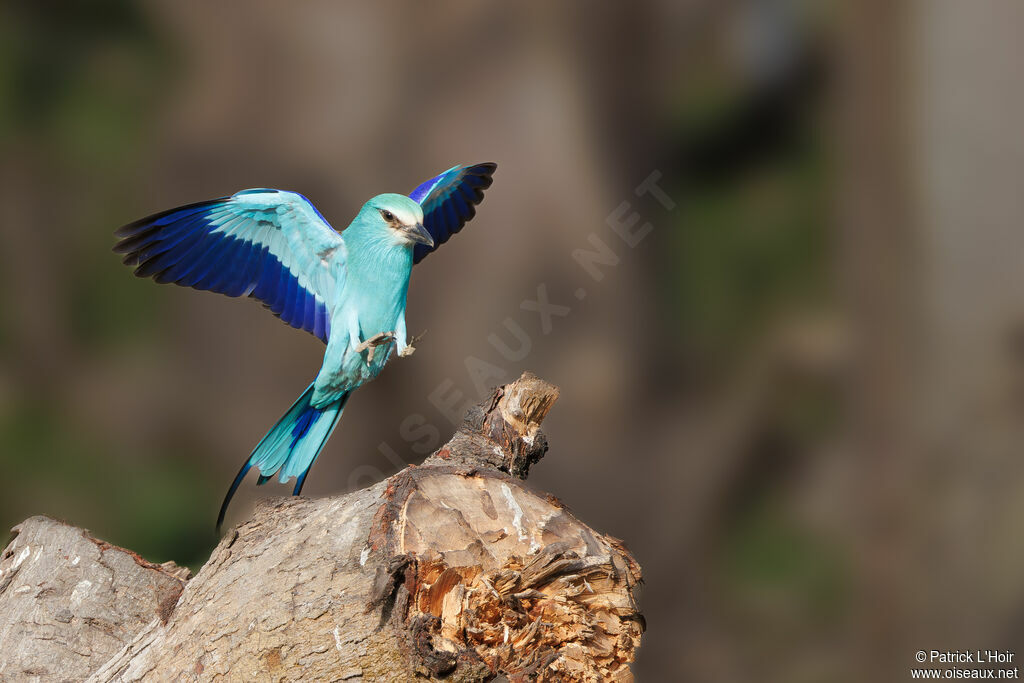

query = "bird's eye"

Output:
[[380, 209, 395, 222]]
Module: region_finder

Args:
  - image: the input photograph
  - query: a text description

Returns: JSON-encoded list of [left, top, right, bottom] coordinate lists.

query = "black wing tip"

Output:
[[461, 163, 496, 202], [456, 163, 496, 199], [112, 195, 230, 241], [412, 164, 496, 265], [112, 195, 230, 276], [468, 162, 497, 180]]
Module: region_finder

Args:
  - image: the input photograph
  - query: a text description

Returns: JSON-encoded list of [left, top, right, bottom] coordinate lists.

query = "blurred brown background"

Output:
[[2, 1, 1024, 680]]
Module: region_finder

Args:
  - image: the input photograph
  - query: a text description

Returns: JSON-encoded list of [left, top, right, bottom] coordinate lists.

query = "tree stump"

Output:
[[0, 372, 644, 681]]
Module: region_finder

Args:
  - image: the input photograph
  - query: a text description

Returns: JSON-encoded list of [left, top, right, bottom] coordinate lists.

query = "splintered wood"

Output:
[[367, 469, 644, 681], [412, 546, 642, 680]]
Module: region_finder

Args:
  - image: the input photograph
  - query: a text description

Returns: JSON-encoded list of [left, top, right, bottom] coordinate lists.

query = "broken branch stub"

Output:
[[424, 371, 560, 479], [1, 372, 644, 681]]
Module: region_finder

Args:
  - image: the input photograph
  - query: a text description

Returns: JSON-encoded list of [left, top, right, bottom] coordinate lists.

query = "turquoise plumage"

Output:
[[113, 163, 496, 529]]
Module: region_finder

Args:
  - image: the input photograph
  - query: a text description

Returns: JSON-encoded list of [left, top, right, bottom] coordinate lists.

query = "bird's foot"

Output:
[[355, 331, 396, 363], [398, 330, 426, 358]]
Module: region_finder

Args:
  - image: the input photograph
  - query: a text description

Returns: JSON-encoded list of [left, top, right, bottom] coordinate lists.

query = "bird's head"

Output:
[[354, 193, 433, 249]]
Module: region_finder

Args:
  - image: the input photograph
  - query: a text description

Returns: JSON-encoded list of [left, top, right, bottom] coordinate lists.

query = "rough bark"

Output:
[[0, 372, 644, 681], [0, 517, 191, 681]]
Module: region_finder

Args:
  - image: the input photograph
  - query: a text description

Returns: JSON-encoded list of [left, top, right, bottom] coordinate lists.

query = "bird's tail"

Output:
[[217, 384, 349, 530]]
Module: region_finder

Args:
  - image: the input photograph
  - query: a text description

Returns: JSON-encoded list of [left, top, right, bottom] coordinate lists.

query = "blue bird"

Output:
[[113, 163, 496, 529]]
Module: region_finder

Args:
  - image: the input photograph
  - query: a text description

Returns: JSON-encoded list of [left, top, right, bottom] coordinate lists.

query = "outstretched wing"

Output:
[[114, 189, 344, 343], [409, 162, 496, 264]]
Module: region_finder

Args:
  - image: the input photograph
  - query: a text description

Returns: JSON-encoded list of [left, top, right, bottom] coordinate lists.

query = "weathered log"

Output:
[[0, 517, 190, 681], [1, 372, 644, 681]]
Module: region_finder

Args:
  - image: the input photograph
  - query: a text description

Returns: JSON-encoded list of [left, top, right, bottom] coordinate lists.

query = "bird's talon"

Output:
[[398, 344, 415, 358], [355, 331, 397, 364], [354, 332, 393, 353]]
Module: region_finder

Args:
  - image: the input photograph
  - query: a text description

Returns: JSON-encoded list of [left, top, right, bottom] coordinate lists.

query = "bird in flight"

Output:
[[113, 163, 497, 530]]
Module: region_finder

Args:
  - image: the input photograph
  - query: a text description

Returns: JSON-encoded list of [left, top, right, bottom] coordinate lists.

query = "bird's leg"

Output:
[[354, 331, 396, 364], [398, 329, 426, 358], [354, 331, 394, 352]]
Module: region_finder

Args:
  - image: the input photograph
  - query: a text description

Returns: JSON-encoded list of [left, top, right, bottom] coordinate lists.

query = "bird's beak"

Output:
[[404, 222, 434, 248]]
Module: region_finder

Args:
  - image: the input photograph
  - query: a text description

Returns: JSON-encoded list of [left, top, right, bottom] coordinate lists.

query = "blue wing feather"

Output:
[[410, 162, 496, 264], [115, 191, 343, 343]]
